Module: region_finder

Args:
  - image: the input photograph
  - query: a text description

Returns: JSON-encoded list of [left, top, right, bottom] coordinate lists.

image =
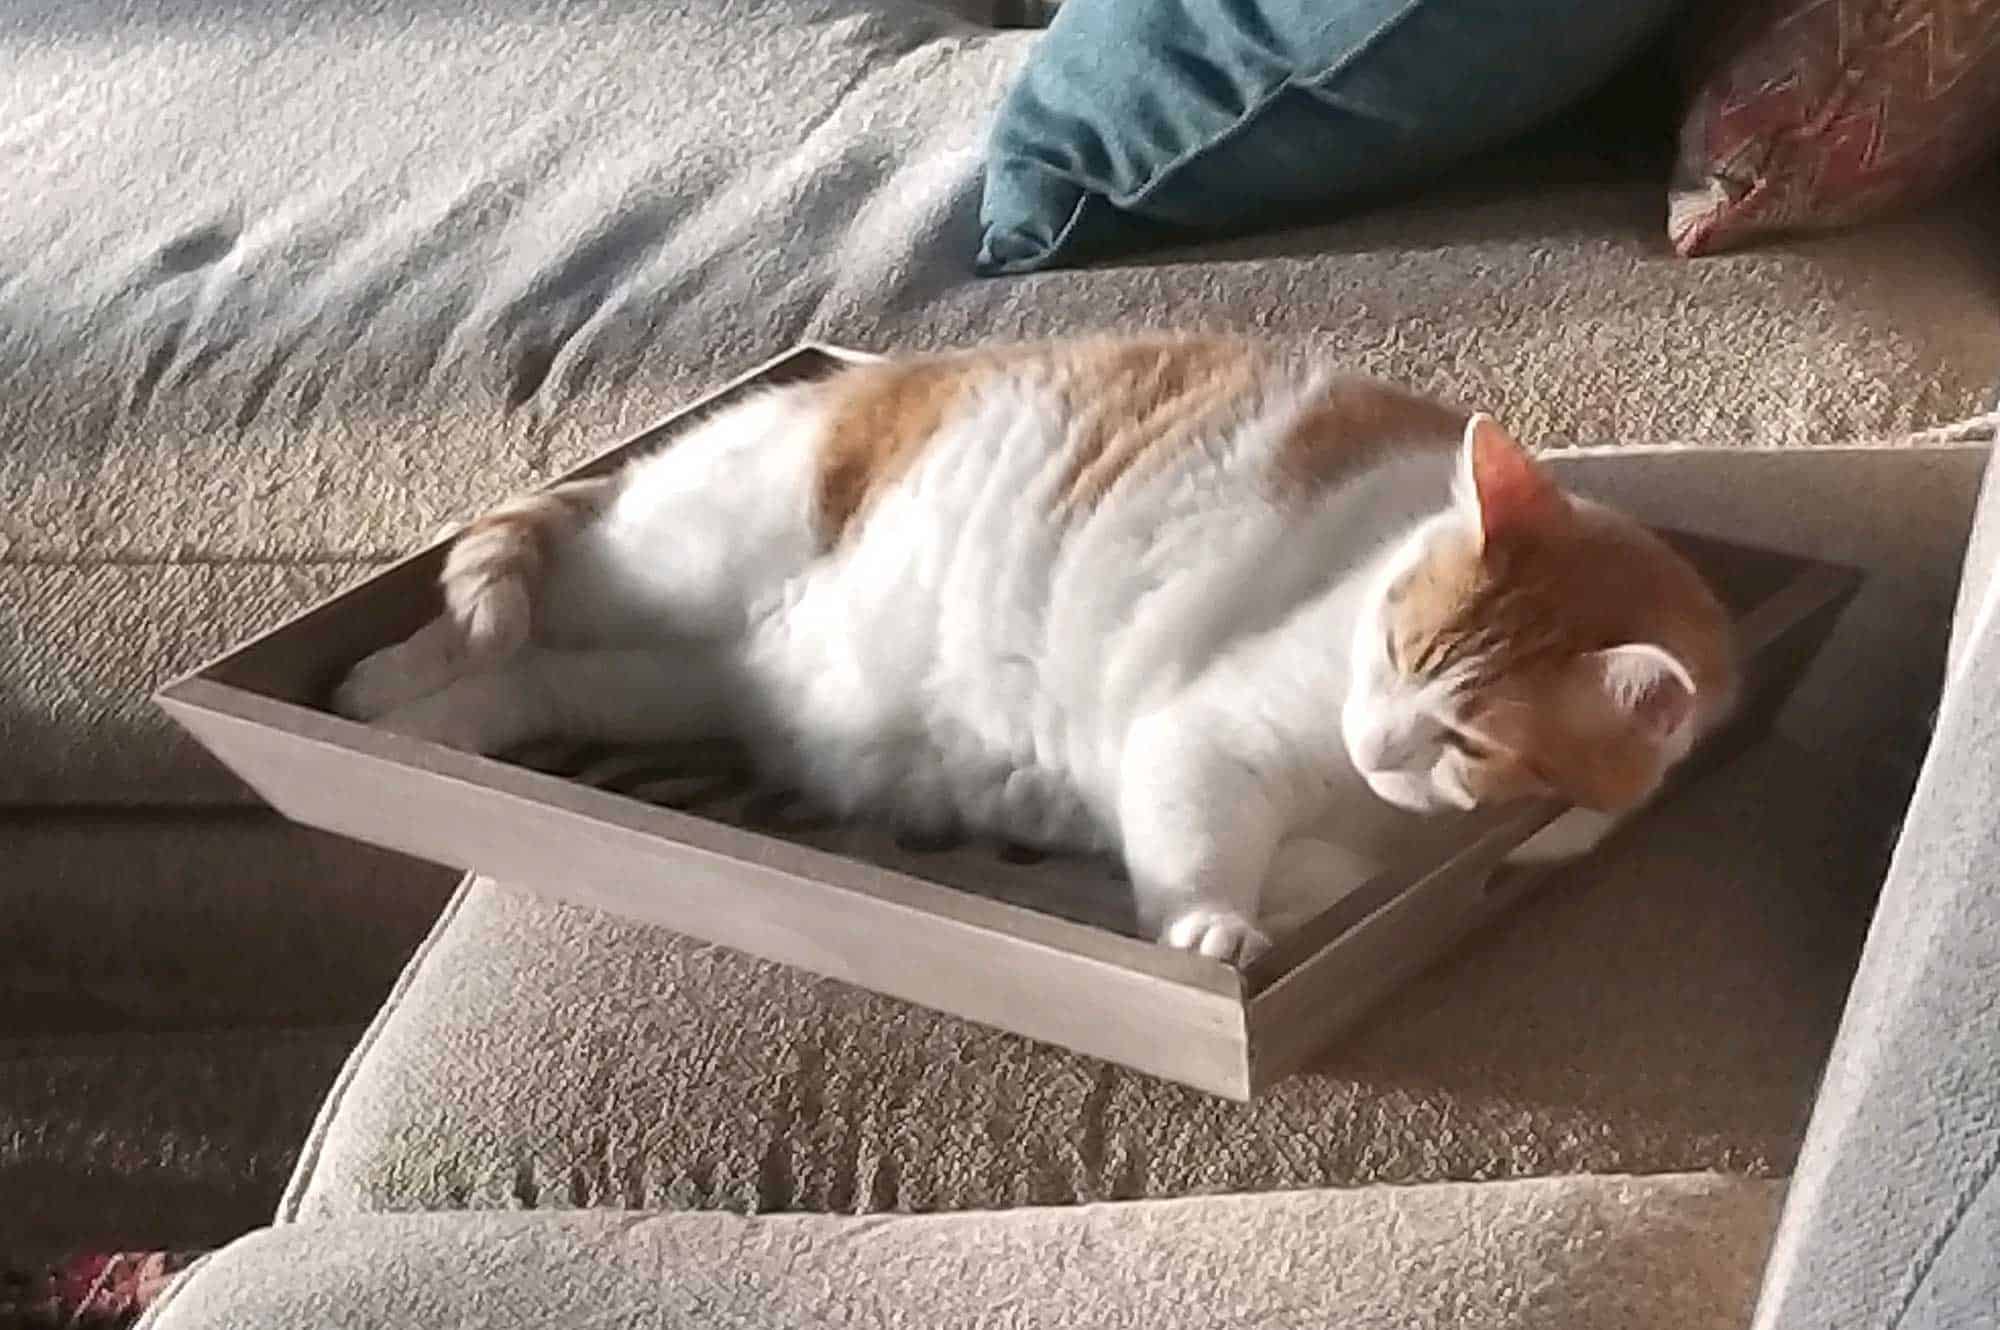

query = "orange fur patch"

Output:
[[1047, 337, 1267, 512], [1274, 377, 1469, 499], [442, 475, 619, 655], [447, 477, 618, 593], [813, 336, 1285, 537], [1387, 499, 1737, 811], [815, 354, 994, 543]]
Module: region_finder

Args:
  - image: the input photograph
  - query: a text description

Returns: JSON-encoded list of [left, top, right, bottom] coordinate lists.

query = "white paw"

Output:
[[1161, 906, 1271, 967], [332, 647, 419, 720], [372, 702, 483, 753], [370, 681, 509, 755], [332, 619, 465, 720]]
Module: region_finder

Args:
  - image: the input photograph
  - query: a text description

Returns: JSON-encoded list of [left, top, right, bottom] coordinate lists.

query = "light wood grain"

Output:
[[1247, 811, 1545, 1091], [160, 677, 1252, 1094]]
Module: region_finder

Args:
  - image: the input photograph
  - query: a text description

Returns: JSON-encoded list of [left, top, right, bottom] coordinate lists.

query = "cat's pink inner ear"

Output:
[[1591, 643, 1696, 743], [1463, 414, 1560, 546]]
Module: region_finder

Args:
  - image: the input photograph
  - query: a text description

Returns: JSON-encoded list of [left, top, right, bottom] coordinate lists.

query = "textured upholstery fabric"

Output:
[[1753, 448, 2000, 1330], [286, 735, 1881, 1220], [146, 1174, 1784, 1330], [1672, 1, 2000, 255], [6, 0, 2000, 808], [2, 1026, 361, 1261], [0, 814, 454, 1033], [3, 564, 380, 806], [976, 0, 1679, 272], [0, 816, 450, 1257], [1947, 445, 2000, 683]]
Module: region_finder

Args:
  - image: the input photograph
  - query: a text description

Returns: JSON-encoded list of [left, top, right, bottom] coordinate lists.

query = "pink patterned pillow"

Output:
[[1670, 0, 2000, 256]]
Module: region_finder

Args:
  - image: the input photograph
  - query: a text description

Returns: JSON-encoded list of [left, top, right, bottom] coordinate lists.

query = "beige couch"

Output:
[[5, 0, 1997, 1320]]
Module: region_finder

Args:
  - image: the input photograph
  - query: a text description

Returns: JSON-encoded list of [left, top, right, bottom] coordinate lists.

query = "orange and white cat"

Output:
[[336, 336, 1735, 963]]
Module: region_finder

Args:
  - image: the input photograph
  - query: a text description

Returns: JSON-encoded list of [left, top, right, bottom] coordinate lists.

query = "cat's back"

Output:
[[735, 334, 1471, 832], [767, 335, 1471, 709], [812, 335, 1469, 543]]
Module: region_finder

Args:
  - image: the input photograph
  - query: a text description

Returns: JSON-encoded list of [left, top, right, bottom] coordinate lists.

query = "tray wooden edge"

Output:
[[156, 673, 1256, 1097]]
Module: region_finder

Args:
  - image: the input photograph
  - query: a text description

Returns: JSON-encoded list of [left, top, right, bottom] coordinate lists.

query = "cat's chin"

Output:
[[1360, 768, 1470, 814]]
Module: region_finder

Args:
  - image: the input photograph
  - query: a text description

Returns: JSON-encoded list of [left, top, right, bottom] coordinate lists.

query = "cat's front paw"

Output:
[[1161, 906, 1270, 966], [332, 619, 464, 721], [333, 648, 416, 721], [361, 668, 530, 756], [371, 690, 499, 754]]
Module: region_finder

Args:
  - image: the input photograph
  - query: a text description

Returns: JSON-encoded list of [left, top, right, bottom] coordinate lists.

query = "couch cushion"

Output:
[[2, 1025, 362, 1260], [147, 1174, 1782, 1330], [6, 0, 2000, 807], [1, 813, 454, 1034], [976, 0, 1679, 272], [1, 563, 380, 806], [284, 736, 1883, 1220], [1948, 442, 2000, 683], [1752, 446, 2000, 1330], [1671, 0, 2000, 255]]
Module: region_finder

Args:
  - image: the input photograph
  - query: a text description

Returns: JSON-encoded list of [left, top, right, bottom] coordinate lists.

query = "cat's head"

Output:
[[1342, 415, 1736, 817]]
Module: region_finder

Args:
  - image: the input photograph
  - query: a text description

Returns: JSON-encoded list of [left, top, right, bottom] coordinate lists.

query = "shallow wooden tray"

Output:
[[157, 345, 1861, 1100]]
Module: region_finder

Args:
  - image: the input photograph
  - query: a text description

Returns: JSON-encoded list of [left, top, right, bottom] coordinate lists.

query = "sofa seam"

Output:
[[1883, 1114, 2000, 1329], [274, 871, 480, 1225]]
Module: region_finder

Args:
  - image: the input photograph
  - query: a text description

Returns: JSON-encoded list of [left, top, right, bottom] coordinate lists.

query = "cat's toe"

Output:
[[373, 696, 484, 753], [331, 619, 465, 720], [1161, 906, 1270, 967], [332, 651, 408, 721]]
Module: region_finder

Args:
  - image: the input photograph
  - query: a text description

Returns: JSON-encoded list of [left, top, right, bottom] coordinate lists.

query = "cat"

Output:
[[334, 335, 1737, 964]]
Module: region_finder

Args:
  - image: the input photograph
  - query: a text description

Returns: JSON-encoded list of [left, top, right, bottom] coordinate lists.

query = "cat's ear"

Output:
[[1588, 643, 1697, 745], [1457, 414, 1562, 547]]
